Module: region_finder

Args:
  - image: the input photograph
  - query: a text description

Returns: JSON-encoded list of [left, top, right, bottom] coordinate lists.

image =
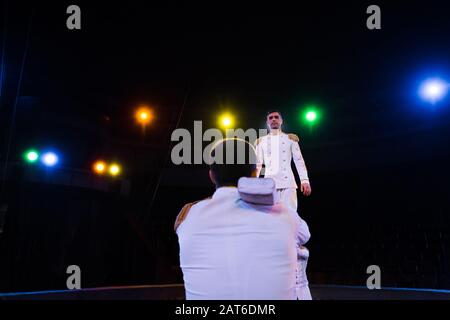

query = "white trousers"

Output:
[[277, 189, 312, 300], [296, 247, 312, 300], [276, 188, 298, 211]]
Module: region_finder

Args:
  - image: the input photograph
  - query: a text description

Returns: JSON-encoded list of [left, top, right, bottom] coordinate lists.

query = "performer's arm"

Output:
[[291, 141, 309, 183], [290, 136, 312, 196]]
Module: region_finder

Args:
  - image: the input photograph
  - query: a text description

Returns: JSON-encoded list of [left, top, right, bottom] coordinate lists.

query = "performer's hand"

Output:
[[300, 181, 312, 196]]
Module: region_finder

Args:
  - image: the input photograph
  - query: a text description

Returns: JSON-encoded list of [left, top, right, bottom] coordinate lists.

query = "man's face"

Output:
[[267, 112, 283, 130]]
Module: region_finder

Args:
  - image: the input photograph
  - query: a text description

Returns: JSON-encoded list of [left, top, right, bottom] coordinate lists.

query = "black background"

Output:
[[0, 0, 450, 293]]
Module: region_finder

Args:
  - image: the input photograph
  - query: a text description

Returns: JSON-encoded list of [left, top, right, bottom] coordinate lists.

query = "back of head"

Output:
[[209, 138, 257, 187]]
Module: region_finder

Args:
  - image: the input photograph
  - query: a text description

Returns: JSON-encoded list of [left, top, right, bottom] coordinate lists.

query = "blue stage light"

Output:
[[41, 152, 59, 167], [419, 78, 449, 103]]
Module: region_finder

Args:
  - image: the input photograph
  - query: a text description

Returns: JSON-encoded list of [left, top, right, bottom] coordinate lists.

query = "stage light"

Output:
[[419, 78, 449, 103], [218, 113, 235, 129], [93, 161, 107, 175], [109, 163, 121, 176], [306, 111, 317, 122], [41, 152, 59, 167], [301, 106, 321, 126], [135, 107, 153, 126], [24, 149, 39, 163]]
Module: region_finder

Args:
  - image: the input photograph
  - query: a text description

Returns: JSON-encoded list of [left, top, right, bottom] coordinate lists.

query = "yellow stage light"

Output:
[[218, 113, 235, 129], [109, 163, 121, 176]]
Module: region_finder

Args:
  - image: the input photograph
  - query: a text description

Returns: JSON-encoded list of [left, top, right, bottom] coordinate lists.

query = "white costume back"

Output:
[[176, 187, 310, 300]]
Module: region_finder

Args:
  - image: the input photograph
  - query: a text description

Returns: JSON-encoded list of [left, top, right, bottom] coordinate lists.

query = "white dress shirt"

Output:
[[177, 187, 311, 300], [256, 132, 309, 189]]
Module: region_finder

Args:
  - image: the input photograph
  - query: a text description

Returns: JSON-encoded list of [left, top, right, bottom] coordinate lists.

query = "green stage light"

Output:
[[300, 106, 321, 126], [306, 111, 317, 122], [24, 149, 39, 163]]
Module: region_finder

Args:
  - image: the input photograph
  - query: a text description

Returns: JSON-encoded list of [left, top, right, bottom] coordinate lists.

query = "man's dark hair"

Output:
[[209, 139, 256, 187], [266, 110, 282, 118]]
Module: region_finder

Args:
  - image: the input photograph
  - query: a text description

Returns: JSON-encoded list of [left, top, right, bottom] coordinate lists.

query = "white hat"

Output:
[[237, 177, 277, 205]]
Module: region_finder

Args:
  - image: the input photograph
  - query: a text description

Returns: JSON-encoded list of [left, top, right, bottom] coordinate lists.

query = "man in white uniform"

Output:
[[255, 110, 313, 300], [175, 139, 310, 300], [255, 110, 311, 211]]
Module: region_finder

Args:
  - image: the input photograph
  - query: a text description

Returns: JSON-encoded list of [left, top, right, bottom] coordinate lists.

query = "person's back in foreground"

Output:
[[175, 139, 310, 300]]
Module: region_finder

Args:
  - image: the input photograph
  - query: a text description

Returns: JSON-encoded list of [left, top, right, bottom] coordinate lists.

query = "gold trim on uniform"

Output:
[[174, 198, 212, 232], [288, 133, 300, 142]]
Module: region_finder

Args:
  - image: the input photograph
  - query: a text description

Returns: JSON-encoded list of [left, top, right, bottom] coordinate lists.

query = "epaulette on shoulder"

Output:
[[174, 197, 211, 232], [288, 133, 299, 142]]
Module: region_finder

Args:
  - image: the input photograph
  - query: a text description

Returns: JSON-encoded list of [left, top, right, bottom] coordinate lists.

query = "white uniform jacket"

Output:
[[175, 187, 311, 300], [256, 132, 309, 189]]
